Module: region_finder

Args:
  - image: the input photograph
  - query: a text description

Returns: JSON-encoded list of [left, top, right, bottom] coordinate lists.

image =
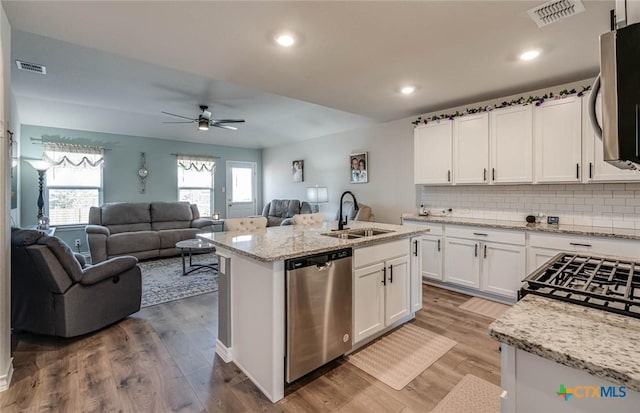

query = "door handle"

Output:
[[576, 163, 580, 179], [474, 244, 478, 257], [413, 240, 418, 256], [483, 168, 487, 181], [389, 264, 393, 283], [473, 232, 488, 236], [570, 242, 592, 247], [382, 266, 386, 286], [447, 170, 451, 182], [589, 162, 593, 179], [437, 239, 441, 252], [484, 244, 487, 258], [492, 168, 495, 181]]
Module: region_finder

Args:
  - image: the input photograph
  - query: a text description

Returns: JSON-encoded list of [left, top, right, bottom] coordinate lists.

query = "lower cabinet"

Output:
[[353, 241, 411, 344], [482, 241, 526, 297], [421, 235, 443, 281], [526, 246, 562, 275], [444, 237, 480, 288]]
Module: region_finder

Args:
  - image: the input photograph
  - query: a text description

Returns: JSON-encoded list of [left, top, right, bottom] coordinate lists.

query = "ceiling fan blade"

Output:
[[161, 111, 197, 121], [211, 119, 245, 124], [163, 121, 195, 124], [212, 124, 238, 131]]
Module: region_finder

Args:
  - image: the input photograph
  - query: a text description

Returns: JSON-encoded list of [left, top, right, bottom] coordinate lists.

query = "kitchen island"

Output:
[[489, 295, 640, 412], [198, 221, 428, 402]]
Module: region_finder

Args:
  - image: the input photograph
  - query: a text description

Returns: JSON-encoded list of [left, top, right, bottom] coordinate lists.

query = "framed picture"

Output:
[[292, 160, 304, 182], [350, 152, 368, 183]]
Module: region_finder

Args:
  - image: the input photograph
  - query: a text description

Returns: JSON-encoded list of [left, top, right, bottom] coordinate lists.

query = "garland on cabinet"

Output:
[[412, 85, 591, 126]]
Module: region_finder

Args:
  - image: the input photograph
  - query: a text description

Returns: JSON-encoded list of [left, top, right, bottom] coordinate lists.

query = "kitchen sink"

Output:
[[321, 227, 395, 239]]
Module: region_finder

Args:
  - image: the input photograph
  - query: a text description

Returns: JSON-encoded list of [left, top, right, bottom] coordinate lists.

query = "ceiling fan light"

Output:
[[198, 118, 209, 131]]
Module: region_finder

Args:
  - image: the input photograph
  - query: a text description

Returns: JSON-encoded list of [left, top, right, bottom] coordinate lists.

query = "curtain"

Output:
[[177, 154, 216, 172], [43, 142, 104, 168]]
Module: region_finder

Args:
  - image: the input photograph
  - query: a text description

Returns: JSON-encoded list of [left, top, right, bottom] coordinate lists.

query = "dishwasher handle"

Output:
[[315, 262, 333, 271]]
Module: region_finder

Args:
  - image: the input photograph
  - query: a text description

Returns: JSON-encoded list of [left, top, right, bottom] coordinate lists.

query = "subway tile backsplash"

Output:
[[419, 183, 640, 229]]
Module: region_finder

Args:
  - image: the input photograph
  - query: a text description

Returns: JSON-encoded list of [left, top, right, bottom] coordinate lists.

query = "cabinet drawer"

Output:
[[403, 220, 443, 236], [354, 239, 409, 268], [445, 225, 525, 245], [528, 232, 640, 258]]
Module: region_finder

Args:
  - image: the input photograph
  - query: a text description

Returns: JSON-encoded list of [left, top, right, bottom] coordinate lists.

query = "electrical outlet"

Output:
[[74, 239, 81, 248]]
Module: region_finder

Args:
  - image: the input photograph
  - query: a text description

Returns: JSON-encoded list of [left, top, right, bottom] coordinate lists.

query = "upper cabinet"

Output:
[[534, 96, 582, 183], [490, 105, 533, 184], [454, 113, 489, 184], [414, 120, 453, 185], [583, 92, 640, 182]]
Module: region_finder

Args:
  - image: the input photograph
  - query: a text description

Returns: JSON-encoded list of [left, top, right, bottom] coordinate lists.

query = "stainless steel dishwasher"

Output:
[[285, 248, 352, 383]]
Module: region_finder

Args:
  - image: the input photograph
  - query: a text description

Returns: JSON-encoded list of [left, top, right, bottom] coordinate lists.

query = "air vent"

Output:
[[16, 60, 46, 75], [528, 0, 585, 28]]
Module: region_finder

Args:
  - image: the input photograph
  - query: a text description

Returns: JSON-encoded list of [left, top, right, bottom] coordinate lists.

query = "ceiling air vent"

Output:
[[16, 60, 46, 75], [528, 0, 585, 28]]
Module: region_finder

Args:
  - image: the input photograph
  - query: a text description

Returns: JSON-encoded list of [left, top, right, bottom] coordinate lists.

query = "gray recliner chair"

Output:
[[261, 199, 313, 226], [335, 200, 375, 222], [11, 228, 142, 338]]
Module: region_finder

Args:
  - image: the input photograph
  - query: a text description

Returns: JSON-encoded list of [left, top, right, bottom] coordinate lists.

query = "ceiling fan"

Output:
[[161, 105, 245, 131]]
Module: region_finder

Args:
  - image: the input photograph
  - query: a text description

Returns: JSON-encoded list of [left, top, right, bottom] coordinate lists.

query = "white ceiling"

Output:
[[4, 1, 613, 148]]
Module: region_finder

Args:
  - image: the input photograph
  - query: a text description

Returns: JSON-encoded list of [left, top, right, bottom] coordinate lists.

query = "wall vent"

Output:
[[528, 0, 585, 28], [16, 60, 46, 75]]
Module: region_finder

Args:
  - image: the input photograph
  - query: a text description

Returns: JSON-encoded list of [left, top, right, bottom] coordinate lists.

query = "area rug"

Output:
[[347, 323, 457, 390], [458, 297, 511, 319], [138, 253, 218, 308], [430, 374, 502, 413]]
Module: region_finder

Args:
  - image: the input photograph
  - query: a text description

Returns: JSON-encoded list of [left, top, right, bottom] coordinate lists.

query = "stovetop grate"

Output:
[[520, 253, 640, 318]]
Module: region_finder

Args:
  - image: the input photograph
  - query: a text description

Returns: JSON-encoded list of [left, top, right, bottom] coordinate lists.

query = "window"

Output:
[[177, 155, 216, 217], [44, 143, 104, 225]]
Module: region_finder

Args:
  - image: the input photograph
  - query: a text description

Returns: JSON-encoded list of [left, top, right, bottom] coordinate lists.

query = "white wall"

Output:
[[263, 118, 415, 224], [0, 3, 13, 392]]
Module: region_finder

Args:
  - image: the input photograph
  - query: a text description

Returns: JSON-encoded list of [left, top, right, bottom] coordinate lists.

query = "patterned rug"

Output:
[[459, 297, 511, 320], [347, 324, 457, 390], [430, 374, 502, 413], [138, 253, 218, 308]]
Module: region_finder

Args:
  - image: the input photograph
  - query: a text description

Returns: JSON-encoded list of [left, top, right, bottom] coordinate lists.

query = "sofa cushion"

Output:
[[158, 228, 201, 249], [11, 228, 45, 247], [268, 199, 300, 218], [151, 221, 192, 231], [102, 202, 151, 226], [37, 236, 84, 282], [107, 223, 153, 235], [151, 201, 192, 222], [190, 204, 201, 219], [107, 231, 160, 256]]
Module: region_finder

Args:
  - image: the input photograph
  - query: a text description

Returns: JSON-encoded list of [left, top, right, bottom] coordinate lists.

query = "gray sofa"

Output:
[[335, 200, 375, 222], [86, 201, 215, 263], [11, 228, 141, 338], [261, 199, 313, 226]]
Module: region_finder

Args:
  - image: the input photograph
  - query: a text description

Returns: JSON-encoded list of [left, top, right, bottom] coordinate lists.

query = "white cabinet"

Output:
[[444, 237, 480, 289], [421, 235, 443, 281], [482, 241, 526, 297], [490, 105, 533, 184], [454, 113, 489, 184], [583, 92, 640, 182], [414, 121, 453, 184], [534, 96, 582, 183], [410, 237, 423, 313], [353, 240, 412, 344], [526, 246, 562, 275]]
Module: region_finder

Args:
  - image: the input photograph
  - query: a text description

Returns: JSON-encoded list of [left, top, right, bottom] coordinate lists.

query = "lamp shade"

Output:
[[26, 159, 53, 172], [307, 187, 328, 203]]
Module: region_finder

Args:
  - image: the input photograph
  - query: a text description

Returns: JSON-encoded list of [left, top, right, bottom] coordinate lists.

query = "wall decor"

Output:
[[350, 152, 368, 184], [138, 152, 149, 193], [292, 159, 304, 182]]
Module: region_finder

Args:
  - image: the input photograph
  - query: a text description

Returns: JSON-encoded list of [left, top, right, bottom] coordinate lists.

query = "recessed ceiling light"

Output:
[[275, 33, 296, 47], [400, 86, 416, 95], [520, 50, 541, 61]]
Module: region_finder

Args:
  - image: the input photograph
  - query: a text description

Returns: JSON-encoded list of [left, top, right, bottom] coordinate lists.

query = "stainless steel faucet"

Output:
[[338, 191, 359, 230]]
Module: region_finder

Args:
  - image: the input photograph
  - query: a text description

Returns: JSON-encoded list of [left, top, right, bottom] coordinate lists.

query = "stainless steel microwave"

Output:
[[589, 21, 640, 170]]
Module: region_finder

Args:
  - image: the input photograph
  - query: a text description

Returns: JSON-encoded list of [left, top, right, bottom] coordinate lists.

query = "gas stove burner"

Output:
[[520, 253, 640, 318]]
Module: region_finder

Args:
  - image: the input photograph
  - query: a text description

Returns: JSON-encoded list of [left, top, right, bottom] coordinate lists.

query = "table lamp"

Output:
[[307, 186, 328, 213], [26, 159, 53, 225]]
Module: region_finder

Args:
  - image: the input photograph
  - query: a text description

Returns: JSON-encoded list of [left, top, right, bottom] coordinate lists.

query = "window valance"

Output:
[[177, 154, 216, 172], [43, 142, 104, 168]]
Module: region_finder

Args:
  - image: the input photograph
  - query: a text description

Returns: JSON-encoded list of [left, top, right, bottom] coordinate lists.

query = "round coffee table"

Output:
[[175, 239, 217, 276]]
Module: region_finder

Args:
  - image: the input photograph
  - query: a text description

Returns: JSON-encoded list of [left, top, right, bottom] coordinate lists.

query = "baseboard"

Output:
[[423, 278, 516, 305], [0, 359, 14, 392], [215, 339, 232, 363]]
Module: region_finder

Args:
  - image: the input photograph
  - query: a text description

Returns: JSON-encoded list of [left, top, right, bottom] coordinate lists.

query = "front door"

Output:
[[226, 161, 257, 218]]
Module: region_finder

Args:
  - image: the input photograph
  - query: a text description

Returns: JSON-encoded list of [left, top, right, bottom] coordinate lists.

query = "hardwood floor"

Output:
[[0, 285, 501, 412]]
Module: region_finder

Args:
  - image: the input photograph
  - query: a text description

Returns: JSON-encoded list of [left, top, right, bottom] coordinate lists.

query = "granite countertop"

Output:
[[489, 295, 640, 391], [403, 215, 640, 240], [198, 221, 428, 262]]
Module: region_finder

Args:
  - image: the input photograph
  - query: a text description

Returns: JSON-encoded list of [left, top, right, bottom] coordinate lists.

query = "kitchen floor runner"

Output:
[[347, 323, 457, 390], [459, 297, 511, 319], [430, 374, 502, 413]]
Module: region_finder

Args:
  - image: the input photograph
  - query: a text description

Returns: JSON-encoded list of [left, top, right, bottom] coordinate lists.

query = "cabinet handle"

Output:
[[447, 170, 451, 182], [474, 243, 478, 257], [576, 163, 580, 179], [413, 240, 418, 256], [389, 264, 394, 284], [492, 168, 496, 181], [484, 244, 487, 258], [589, 162, 593, 179], [437, 239, 441, 251], [570, 242, 592, 247], [473, 232, 488, 236], [483, 168, 487, 181], [382, 266, 386, 286]]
